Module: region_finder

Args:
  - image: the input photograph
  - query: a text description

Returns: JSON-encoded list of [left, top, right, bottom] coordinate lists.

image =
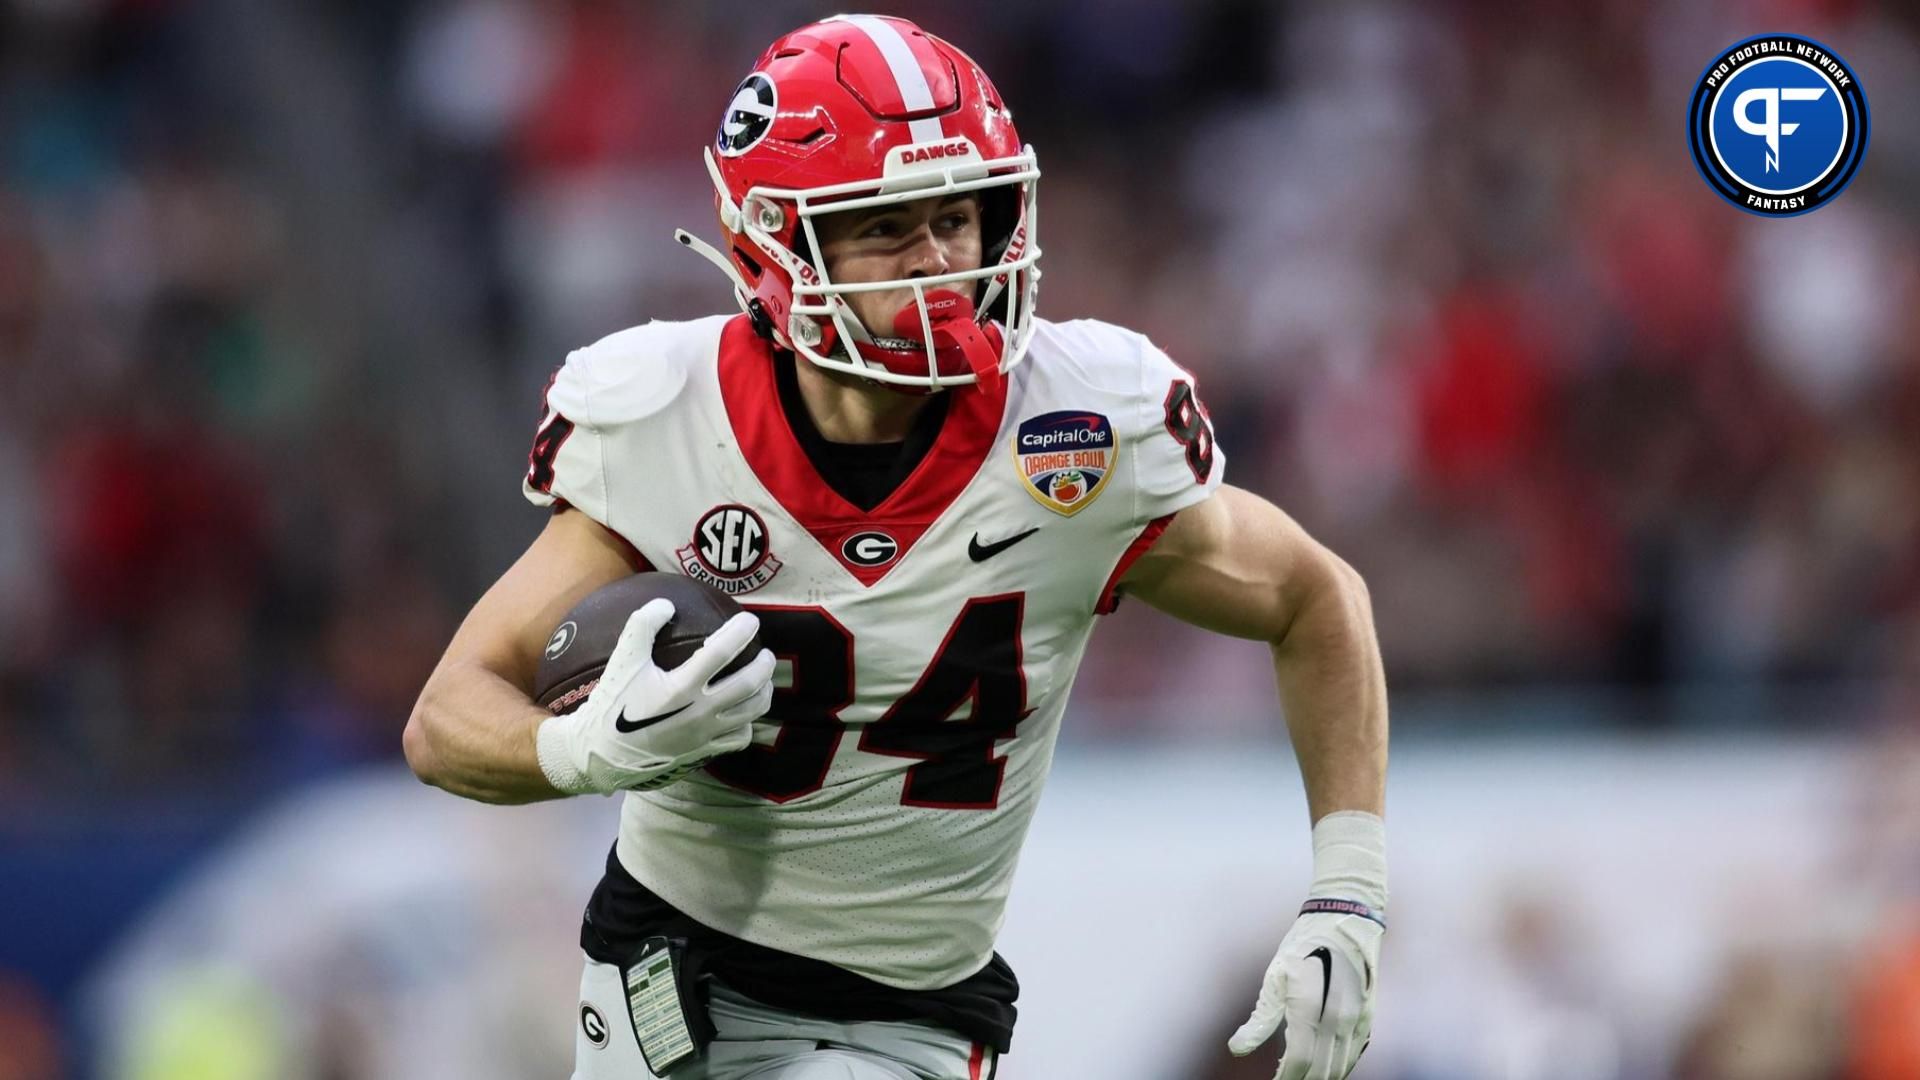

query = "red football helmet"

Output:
[[675, 14, 1041, 390]]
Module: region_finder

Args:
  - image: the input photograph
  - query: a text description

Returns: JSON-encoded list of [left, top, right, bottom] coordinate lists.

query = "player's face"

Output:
[[814, 194, 984, 338]]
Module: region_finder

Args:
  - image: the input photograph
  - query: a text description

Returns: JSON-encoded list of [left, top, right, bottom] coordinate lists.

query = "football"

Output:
[[534, 572, 763, 715]]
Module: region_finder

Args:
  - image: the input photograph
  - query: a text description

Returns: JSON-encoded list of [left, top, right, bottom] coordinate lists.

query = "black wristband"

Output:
[[1299, 897, 1387, 929]]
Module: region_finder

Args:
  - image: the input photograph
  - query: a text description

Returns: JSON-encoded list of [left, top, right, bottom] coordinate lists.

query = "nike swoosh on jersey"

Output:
[[614, 703, 688, 733], [968, 527, 1040, 562], [1308, 946, 1333, 1021]]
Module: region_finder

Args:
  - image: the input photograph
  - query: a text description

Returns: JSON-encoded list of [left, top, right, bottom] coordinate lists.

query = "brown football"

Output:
[[534, 572, 762, 715]]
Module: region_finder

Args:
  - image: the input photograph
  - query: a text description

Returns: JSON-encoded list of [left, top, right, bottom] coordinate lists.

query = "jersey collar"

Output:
[[718, 316, 1008, 586]]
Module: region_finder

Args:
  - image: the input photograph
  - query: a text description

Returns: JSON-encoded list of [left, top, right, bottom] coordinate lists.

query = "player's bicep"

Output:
[[1119, 485, 1351, 642], [436, 508, 641, 691]]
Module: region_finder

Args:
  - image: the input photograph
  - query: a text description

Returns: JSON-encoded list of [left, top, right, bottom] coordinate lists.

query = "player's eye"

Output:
[[860, 217, 905, 239]]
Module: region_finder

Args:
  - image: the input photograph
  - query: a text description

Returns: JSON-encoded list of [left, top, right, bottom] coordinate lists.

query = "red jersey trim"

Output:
[[1094, 513, 1176, 615], [717, 316, 1008, 586]]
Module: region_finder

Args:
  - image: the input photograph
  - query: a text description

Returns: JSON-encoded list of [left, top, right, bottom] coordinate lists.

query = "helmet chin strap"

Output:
[[674, 229, 753, 310]]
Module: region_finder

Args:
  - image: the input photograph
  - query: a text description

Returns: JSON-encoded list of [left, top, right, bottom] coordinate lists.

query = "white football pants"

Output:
[[572, 955, 1000, 1080]]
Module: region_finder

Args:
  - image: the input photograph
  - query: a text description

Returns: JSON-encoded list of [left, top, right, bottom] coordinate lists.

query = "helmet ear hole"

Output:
[[732, 245, 764, 280]]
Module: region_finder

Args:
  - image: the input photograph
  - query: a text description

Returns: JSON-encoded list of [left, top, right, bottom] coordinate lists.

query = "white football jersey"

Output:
[[523, 314, 1222, 990]]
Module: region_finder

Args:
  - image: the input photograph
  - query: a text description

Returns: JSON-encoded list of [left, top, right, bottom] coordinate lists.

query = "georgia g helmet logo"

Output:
[[717, 73, 777, 157]]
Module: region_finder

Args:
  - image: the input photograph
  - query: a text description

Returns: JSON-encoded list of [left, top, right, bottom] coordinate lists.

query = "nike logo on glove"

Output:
[[613, 703, 688, 733], [1308, 947, 1333, 1021], [968, 528, 1039, 562]]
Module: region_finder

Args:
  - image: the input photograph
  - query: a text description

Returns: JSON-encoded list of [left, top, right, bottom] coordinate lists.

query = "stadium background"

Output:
[[0, 0, 1916, 1077]]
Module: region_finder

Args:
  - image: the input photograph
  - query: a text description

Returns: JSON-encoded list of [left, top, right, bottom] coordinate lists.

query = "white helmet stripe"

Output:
[[829, 14, 945, 143]]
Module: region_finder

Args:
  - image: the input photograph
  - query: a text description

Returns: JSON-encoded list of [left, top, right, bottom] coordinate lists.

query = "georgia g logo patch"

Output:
[[579, 1003, 609, 1048], [840, 530, 900, 568], [1012, 411, 1117, 516], [1688, 34, 1868, 217]]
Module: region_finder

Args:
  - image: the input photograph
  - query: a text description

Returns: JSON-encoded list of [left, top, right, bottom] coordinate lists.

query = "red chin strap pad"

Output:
[[892, 290, 1005, 388]]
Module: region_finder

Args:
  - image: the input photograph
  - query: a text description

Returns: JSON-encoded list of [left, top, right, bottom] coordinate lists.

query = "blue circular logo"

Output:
[[1688, 34, 1868, 216]]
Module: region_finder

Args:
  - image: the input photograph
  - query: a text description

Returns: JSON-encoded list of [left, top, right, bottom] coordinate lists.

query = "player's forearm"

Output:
[[1269, 556, 1387, 824], [404, 660, 567, 805]]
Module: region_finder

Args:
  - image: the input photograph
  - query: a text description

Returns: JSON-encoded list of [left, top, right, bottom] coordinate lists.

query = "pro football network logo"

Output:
[[677, 504, 783, 594], [1687, 34, 1868, 217], [1012, 411, 1116, 516]]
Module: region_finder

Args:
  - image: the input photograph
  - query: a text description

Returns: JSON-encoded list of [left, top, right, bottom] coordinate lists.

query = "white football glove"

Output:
[[536, 599, 775, 795], [1229, 811, 1387, 1080]]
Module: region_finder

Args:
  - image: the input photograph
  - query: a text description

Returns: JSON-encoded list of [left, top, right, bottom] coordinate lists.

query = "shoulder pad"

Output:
[[1026, 318, 1164, 396], [552, 316, 730, 428]]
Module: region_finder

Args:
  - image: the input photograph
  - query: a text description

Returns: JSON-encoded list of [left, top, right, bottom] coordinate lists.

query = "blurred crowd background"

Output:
[[0, 0, 1915, 1077]]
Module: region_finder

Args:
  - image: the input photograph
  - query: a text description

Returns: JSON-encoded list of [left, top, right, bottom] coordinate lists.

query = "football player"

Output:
[[404, 14, 1387, 1080]]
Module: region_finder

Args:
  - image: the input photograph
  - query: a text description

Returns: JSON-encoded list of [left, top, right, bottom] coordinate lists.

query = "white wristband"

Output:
[[536, 717, 596, 795], [1309, 810, 1388, 911]]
